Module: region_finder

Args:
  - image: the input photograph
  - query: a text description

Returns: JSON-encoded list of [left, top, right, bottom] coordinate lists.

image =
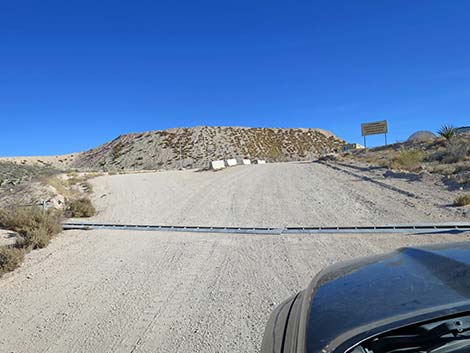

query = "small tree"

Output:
[[437, 124, 456, 140]]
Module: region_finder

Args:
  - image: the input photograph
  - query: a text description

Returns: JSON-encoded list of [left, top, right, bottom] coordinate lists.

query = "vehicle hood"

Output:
[[305, 241, 470, 353]]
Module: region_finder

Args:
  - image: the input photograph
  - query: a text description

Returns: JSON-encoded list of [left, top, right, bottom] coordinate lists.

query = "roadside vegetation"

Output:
[[66, 198, 96, 217], [0, 168, 100, 277], [341, 131, 469, 180], [0, 247, 24, 277], [0, 206, 62, 276], [390, 150, 424, 172], [337, 126, 469, 209], [0, 207, 62, 249], [455, 194, 470, 207]]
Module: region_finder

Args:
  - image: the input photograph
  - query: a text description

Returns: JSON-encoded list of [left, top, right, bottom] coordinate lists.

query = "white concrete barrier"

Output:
[[210, 160, 225, 170], [242, 159, 251, 165], [226, 158, 237, 167], [256, 160, 266, 164]]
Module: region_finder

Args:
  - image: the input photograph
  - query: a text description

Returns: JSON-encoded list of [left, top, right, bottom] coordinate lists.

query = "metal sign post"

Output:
[[361, 120, 388, 147]]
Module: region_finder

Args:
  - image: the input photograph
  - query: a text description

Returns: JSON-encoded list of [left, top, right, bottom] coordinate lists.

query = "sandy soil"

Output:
[[85, 162, 466, 227], [1, 230, 469, 353]]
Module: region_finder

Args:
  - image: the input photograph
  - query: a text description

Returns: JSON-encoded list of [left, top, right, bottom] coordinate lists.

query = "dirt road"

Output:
[[87, 162, 465, 226], [1, 161, 468, 352], [1, 230, 468, 353]]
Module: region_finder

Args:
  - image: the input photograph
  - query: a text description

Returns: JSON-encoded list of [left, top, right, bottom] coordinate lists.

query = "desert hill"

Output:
[[0, 126, 345, 171], [71, 126, 345, 170]]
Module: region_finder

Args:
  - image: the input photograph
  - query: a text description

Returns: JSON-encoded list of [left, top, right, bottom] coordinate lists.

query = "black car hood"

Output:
[[305, 241, 470, 353]]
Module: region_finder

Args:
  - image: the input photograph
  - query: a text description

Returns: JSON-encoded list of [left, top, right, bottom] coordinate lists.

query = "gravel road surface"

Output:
[[1, 230, 469, 353], [87, 162, 465, 226], [1, 161, 468, 352]]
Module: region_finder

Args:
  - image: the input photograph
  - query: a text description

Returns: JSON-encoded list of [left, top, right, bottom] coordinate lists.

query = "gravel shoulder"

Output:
[[1, 229, 469, 353], [85, 162, 466, 227]]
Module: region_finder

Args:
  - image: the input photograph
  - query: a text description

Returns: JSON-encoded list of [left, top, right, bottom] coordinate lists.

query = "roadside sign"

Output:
[[361, 120, 388, 136], [361, 120, 388, 147]]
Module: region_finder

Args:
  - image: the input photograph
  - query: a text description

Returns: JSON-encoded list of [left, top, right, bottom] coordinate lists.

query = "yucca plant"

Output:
[[437, 124, 456, 140]]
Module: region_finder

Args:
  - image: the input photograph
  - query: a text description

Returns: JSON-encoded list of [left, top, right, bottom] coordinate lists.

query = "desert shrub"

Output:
[[442, 138, 470, 163], [426, 149, 447, 163], [437, 125, 456, 140], [454, 194, 470, 207], [0, 247, 25, 276], [0, 207, 62, 249], [427, 163, 456, 175], [390, 150, 424, 171], [67, 198, 96, 217]]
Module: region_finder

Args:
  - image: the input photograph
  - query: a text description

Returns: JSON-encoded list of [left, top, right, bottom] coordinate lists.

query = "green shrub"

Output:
[[390, 150, 424, 171], [0, 247, 25, 276], [67, 198, 96, 217], [0, 207, 62, 249], [454, 194, 470, 207], [437, 125, 456, 140]]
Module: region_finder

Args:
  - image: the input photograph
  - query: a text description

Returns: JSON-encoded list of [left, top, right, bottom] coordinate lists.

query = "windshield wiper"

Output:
[[367, 316, 470, 353]]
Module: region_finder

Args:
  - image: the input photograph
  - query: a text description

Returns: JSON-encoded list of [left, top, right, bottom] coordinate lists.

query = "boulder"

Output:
[[407, 131, 437, 143]]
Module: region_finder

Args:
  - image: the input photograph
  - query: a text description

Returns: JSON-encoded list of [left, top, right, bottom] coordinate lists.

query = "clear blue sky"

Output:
[[1, 0, 469, 156]]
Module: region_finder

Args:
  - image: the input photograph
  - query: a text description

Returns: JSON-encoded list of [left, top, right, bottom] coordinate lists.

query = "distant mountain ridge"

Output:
[[1, 126, 345, 171]]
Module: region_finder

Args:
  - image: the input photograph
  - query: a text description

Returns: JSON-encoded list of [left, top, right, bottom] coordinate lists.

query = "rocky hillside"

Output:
[[72, 126, 345, 170], [0, 162, 61, 187]]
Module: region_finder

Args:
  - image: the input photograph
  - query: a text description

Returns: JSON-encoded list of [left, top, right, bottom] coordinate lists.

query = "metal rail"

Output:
[[62, 222, 470, 235]]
